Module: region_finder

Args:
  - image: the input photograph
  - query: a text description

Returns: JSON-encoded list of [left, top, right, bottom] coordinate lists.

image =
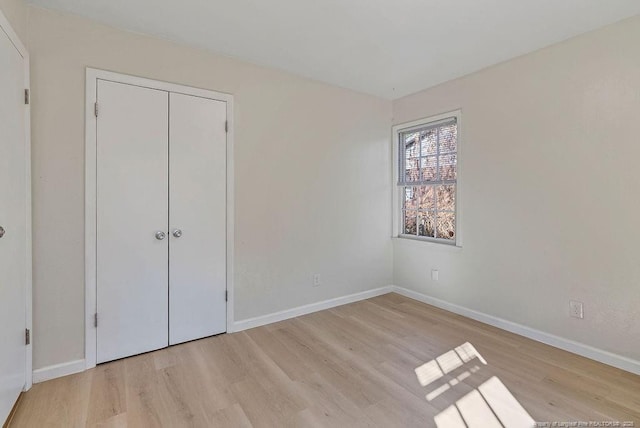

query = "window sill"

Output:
[[393, 235, 463, 249]]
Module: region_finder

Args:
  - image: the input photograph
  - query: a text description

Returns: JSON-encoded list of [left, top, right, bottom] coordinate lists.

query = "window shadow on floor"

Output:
[[414, 342, 535, 427]]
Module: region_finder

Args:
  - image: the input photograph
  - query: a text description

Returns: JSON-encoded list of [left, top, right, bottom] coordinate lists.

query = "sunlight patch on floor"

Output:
[[416, 343, 535, 428], [414, 341, 486, 391], [426, 383, 451, 401], [437, 350, 464, 374], [456, 389, 503, 427], [434, 404, 467, 428], [434, 377, 534, 428], [415, 360, 444, 387], [478, 376, 535, 428]]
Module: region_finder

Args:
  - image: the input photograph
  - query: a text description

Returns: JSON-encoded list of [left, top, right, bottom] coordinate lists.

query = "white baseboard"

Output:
[[231, 286, 394, 332], [33, 359, 86, 383], [391, 286, 640, 376]]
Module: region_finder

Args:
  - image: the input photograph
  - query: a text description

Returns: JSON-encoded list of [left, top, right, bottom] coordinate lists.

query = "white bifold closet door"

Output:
[[169, 93, 227, 345], [96, 80, 226, 364], [96, 80, 169, 364]]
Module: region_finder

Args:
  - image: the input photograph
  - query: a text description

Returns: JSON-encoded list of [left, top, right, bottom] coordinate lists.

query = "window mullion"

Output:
[[399, 135, 403, 185], [436, 128, 440, 181], [417, 133, 423, 237], [435, 127, 441, 238], [415, 187, 419, 237]]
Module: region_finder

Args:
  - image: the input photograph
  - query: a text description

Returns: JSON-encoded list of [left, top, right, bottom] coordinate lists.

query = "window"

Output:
[[395, 113, 460, 244]]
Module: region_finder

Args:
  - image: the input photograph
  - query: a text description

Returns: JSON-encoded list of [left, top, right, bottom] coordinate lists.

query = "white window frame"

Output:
[[392, 109, 463, 247]]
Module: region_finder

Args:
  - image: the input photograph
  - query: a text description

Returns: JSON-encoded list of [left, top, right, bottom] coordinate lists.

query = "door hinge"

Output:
[[225, 120, 228, 133], [24, 89, 30, 105], [94, 102, 99, 118], [94, 313, 98, 328], [25, 328, 30, 345], [225, 290, 228, 302]]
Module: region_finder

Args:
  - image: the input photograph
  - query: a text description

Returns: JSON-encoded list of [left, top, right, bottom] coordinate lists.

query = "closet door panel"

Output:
[[0, 27, 27, 421], [96, 80, 169, 363], [169, 93, 226, 345]]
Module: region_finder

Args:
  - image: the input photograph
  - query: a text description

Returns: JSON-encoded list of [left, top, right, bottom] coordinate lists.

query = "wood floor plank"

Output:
[[86, 360, 126, 425], [206, 403, 253, 428], [9, 293, 640, 427]]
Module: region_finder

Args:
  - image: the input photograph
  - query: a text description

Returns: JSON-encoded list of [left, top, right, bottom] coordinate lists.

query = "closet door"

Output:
[[0, 24, 27, 422], [96, 80, 169, 363], [169, 93, 226, 345]]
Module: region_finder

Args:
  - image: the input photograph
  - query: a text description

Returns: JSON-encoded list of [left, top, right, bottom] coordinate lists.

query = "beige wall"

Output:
[[27, 6, 393, 369], [0, 0, 25, 41], [393, 15, 640, 362]]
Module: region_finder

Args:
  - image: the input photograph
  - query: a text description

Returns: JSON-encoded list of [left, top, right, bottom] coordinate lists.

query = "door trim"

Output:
[[0, 10, 32, 391], [85, 68, 235, 369]]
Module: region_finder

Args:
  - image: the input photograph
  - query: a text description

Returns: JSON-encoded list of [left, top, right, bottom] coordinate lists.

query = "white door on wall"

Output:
[[169, 93, 227, 345], [96, 80, 169, 364], [0, 25, 27, 421], [93, 75, 228, 364]]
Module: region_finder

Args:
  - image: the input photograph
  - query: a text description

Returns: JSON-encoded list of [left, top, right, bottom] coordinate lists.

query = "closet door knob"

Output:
[[155, 231, 166, 240], [172, 229, 182, 238], [0, 226, 5, 238]]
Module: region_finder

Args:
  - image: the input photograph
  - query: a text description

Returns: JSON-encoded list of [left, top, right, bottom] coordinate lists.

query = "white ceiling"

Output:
[[28, 0, 640, 99]]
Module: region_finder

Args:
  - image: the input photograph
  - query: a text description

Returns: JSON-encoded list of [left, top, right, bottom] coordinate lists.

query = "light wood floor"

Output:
[[9, 293, 640, 427]]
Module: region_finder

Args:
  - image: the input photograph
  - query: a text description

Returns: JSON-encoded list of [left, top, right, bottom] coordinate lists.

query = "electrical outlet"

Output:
[[313, 274, 321, 287], [431, 269, 439, 281], [569, 301, 584, 319]]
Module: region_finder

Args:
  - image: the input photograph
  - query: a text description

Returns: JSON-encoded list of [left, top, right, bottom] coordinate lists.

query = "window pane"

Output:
[[436, 212, 455, 240], [439, 124, 457, 153], [404, 187, 418, 210], [437, 185, 455, 212], [420, 129, 437, 156], [405, 158, 420, 182], [421, 157, 437, 181], [418, 186, 435, 210], [418, 212, 435, 237], [404, 133, 419, 157], [438, 153, 456, 180], [404, 210, 417, 235]]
